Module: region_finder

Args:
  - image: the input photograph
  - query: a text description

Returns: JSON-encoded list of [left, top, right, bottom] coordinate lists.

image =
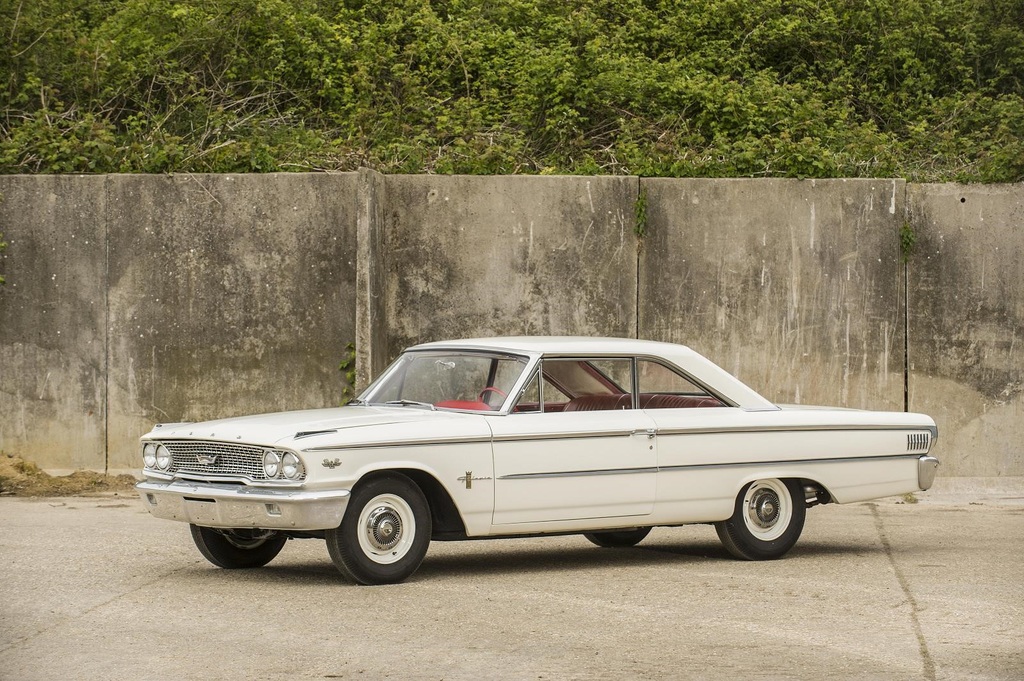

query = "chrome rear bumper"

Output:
[[137, 480, 350, 530], [918, 456, 940, 491]]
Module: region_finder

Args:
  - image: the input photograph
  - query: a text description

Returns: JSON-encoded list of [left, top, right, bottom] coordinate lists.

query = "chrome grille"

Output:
[[907, 432, 931, 453], [158, 440, 304, 482]]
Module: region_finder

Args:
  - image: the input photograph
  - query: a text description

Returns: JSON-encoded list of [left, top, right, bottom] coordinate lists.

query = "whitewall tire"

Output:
[[715, 478, 805, 560]]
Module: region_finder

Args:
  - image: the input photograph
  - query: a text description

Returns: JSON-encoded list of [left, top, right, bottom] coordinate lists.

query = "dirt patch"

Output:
[[0, 455, 138, 497]]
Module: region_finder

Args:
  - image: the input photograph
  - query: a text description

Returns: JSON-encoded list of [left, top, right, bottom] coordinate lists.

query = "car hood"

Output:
[[144, 405, 485, 447]]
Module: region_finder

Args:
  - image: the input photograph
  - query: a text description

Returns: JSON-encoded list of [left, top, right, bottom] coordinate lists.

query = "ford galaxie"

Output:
[[137, 337, 939, 584]]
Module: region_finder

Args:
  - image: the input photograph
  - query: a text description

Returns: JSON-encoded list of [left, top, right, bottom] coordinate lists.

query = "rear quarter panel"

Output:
[[648, 407, 936, 522]]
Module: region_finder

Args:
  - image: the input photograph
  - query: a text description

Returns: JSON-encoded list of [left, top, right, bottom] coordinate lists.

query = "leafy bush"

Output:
[[1, 0, 1021, 180]]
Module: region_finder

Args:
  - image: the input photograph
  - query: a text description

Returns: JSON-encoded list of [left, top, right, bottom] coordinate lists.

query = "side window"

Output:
[[588, 359, 632, 393], [514, 372, 541, 412], [636, 360, 725, 408], [512, 368, 571, 413], [545, 358, 634, 411], [637, 360, 703, 394], [541, 373, 571, 407]]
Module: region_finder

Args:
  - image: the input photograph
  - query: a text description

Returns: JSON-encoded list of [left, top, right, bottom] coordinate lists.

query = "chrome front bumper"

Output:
[[137, 480, 350, 530]]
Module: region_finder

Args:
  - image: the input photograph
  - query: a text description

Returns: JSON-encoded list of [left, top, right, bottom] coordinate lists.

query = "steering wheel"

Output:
[[478, 386, 507, 407]]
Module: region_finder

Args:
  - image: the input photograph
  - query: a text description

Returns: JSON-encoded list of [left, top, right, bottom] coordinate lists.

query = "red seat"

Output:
[[563, 394, 632, 411], [638, 393, 724, 409]]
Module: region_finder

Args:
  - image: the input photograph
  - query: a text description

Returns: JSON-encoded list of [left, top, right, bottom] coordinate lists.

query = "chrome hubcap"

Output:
[[356, 492, 417, 564], [747, 488, 781, 529], [366, 506, 403, 551]]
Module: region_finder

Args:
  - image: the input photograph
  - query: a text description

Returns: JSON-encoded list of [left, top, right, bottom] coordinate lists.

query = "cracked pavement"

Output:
[[1, 487, 1021, 680]]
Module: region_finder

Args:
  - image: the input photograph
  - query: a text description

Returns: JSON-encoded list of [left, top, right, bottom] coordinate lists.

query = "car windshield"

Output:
[[359, 351, 530, 412]]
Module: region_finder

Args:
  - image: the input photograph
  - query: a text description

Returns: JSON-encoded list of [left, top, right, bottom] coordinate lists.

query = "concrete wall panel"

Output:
[[0, 176, 107, 472], [640, 178, 905, 411], [908, 184, 1024, 476], [105, 173, 358, 471], [382, 175, 638, 360]]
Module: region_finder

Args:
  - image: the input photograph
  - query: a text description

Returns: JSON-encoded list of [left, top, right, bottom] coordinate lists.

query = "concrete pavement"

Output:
[[0, 483, 1021, 680]]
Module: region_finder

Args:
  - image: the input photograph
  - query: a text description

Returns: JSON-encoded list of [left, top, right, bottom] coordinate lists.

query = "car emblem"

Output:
[[322, 458, 342, 469], [196, 453, 218, 465], [457, 471, 492, 489]]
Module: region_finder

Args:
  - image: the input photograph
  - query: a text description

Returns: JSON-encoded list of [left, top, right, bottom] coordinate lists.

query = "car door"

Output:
[[487, 358, 658, 526], [634, 357, 741, 519]]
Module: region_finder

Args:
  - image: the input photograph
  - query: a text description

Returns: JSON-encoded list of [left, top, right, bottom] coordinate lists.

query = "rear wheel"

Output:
[[326, 474, 432, 585], [583, 527, 652, 548], [190, 526, 287, 568], [715, 479, 805, 560]]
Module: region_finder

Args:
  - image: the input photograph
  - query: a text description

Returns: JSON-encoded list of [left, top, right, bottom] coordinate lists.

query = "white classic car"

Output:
[[137, 337, 939, 584]]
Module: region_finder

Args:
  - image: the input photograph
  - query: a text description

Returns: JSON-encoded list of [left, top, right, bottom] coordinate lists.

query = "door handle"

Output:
[[632, 428, 657, 439]]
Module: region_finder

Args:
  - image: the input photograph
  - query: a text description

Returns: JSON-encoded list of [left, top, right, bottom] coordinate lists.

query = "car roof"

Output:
[[406, 336, 778, 410], [409, 336, 700, 357]]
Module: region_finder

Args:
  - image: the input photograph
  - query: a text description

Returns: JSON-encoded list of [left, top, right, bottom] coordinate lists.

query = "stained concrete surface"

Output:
[[640, 178, 905, 412], [382, 175, 639, 362], [1, 482, 1021, 681], [908, 184, 1024, 477], [0, 176, 108, 472], [104, 173, 359, 471], [0, 174, 360, 474]]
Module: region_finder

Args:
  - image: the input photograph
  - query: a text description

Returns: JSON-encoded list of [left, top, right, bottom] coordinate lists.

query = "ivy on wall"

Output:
[[1, 0, 1022, 181]]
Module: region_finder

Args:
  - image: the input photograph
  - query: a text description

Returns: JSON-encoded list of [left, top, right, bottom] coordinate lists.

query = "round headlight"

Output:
[[143, 443, 158, 468], [155, 444, 171, 470], [282, 452, 302, 480], [263, 450, 281, 478]]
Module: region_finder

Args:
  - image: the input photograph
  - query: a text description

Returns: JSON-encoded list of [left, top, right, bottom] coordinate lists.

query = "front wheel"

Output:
[[715, 479, 805, 560], [190, 526, 287, 568], [326, 474, 432, 585], [583, 527, 652, 548]]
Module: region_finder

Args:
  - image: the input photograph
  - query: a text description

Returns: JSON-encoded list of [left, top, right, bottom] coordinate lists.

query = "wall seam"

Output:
[[103, 176, 111, 473], [635, 175, 641, 340], [903, 181, 910, 413]]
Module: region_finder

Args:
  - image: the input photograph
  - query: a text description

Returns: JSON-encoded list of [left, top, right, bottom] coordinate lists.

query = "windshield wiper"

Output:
[[346, 398, 368, 406], [383, 399, 436, 410]]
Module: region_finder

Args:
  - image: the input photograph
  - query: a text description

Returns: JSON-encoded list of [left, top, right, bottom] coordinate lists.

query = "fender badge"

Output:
[[457, 471, 492, 489], [322, 458, 342, 469]]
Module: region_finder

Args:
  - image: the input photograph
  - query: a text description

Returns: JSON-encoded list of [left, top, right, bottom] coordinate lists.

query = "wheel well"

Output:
[[738, 476, 833, 507], [800, 478, 833, 507], [358, 468, 467, 538]]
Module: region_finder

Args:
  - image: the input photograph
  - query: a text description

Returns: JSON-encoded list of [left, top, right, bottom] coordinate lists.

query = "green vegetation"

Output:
[[339, 341, 357, 404], [1, 0, 1021, 180], [899, 221, 918, 264], [634, 185, 648, 238]]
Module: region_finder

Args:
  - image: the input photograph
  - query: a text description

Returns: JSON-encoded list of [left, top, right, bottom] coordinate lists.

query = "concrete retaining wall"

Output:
[[104, 173, 359, 470], [381, 175, 638, 363], [1, 173, 1021, 476], [908, 184, 1024, 476], [1, 174, 359, 473], [640, 178, 904, 410], [0, 176, 108, 472]]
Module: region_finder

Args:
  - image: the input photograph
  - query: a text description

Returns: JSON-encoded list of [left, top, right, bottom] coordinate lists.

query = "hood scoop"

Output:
[[295, 429, 339, 440]]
